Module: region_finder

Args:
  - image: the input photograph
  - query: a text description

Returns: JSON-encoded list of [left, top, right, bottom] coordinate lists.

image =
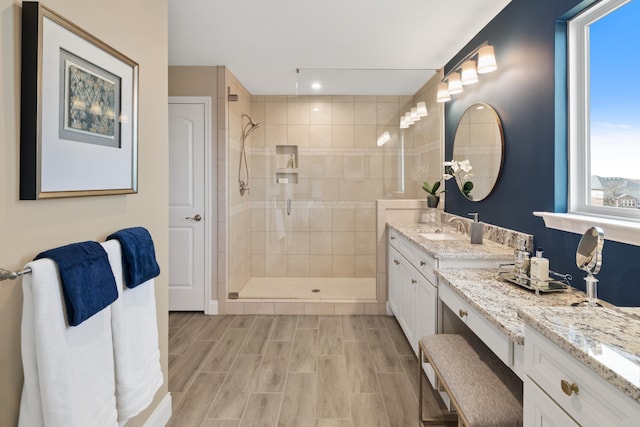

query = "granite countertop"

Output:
[[435, 268, 588, 345], [388, 222, 514, 260], [518, 306, 640, 403]]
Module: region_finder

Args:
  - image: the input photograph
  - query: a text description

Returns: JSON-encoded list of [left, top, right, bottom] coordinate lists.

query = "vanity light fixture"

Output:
[[461, 60, 479, 85], [400, 100, 429, 129], [436, 41, 498, 103], [437, 82, 451, 102], [377, 131, 391, 146], [447, 72, 464, 95], [416, 101, 428, 117]]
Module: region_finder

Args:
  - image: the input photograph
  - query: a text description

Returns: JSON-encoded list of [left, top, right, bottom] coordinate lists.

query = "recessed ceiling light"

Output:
[[311, 82, 322, 90]]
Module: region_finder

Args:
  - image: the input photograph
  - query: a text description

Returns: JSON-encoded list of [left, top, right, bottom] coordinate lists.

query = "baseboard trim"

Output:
[[207, 300, 219, 315], [143, 392, 171, 427], [386, 302, 393, 316]]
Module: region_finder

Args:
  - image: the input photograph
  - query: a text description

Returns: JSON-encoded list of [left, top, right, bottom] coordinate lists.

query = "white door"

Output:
[[168, 98, 210, 311]]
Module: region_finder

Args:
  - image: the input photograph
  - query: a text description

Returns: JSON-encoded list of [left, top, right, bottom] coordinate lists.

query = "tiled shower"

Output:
[[225, 69, 443, 305]]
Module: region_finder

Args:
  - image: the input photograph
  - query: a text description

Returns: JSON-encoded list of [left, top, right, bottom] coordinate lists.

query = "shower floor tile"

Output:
[[238, 277, 376, 300]]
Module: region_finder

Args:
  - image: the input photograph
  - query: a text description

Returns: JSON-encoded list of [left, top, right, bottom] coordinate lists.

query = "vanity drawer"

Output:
[[439, 284, 513, 367], [525, 324, 640, 427]]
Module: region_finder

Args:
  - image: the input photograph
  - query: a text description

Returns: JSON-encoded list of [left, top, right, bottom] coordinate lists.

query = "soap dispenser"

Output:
[[530, 248, 550, 288], [468, 213, 483, 244]]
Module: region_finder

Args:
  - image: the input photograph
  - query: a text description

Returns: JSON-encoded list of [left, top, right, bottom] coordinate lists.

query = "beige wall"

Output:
[[0, 1, 169, 426], [168, 66, 219, 301]]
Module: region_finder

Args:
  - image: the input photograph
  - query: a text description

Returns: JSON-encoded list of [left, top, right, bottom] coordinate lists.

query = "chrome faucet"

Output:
[[448, 217, 468, 234]]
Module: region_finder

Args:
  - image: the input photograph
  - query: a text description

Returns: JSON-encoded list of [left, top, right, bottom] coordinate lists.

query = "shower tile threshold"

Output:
[[237, 276, 377, 300]]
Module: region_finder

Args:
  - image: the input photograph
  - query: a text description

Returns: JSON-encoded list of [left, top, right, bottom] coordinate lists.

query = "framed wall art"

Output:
[[20, 1, 139, 199]]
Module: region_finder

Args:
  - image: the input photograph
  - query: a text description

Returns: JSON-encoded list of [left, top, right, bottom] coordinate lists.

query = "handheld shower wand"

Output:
[[238, 113, 262, 196]]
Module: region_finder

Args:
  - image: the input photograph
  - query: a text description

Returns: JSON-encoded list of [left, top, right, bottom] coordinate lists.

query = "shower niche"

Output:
[[275, 145, 298, 184]]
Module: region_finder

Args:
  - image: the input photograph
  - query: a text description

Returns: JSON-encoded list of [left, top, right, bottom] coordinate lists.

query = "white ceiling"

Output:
[[168, 0, 511, 95]]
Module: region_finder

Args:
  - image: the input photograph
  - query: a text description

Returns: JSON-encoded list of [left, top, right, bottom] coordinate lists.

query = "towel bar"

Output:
[[0, 267, 32, 281]]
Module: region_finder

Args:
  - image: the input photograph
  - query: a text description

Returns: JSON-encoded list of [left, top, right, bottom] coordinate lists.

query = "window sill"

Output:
[[534, 212, 640, 246]]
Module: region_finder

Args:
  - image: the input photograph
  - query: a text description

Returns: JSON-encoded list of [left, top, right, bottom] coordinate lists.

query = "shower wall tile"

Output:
[[309, 125, 332, 147], [304, 303, 335, 315], [265, 125, 288, 147], [287, 255, 310, 276], [252, 208, 267, 231], [309, 232, 332, 255], [265, 101, 288, 124], [244, 302, 275, 315], [305, 156, 326, 179], [288, 125, 310, 147], [332, 208, 355, 231], [331, 126, 355, 148], [225, 302, 246, 315], [355, 208, 375, 232], [309, 101, 332, 125], [355, 232, 375, 255], [266, 233, 287, 254], [355, 255, 376, 277], [251, 232, 266, 254], [354, 125, 376, 148], [287, 232, 310, 254], [331, 102, 355, 125], [266, 254, 287, 276], [310, 208, 332, 231], [251, 255, 265, 276], [332, 95, 355, 103], [333, 255, 355, 277], [355, 102, 377, 125], [309, 255, 333, 277], [332, 232, 355, 255], [324, 156, 345, 178], [343, 156, 365, 180], [288, 101, 310, 125]]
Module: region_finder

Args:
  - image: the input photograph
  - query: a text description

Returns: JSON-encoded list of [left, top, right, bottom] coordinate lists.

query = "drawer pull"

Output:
[[394, 259, 400, 265], [560, 380, 579, 396], [420, 260, 426, 266], [458, 309, 468, 318], [411, 279, 417, 284]]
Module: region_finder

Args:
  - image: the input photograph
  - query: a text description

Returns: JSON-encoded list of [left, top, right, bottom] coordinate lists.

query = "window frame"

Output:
[[568, 0, 639, 221]]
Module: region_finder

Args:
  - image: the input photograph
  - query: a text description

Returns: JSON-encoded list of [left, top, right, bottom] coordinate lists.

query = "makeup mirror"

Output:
[[452, 103, 504, 201], [574, 226, 604, 307]]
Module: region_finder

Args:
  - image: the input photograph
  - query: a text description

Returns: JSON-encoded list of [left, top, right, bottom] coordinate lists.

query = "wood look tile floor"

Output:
[[168, 313, 450, 427]]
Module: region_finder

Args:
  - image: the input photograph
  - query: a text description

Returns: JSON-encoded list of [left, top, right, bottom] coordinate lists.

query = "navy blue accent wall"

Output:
[[444, 0, 640, 306]]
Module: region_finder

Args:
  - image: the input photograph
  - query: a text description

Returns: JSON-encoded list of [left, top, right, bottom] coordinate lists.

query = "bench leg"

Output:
[[418, 344, 459, 426]]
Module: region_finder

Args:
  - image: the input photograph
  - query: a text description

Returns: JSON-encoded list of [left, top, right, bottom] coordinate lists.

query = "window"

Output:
[[568, 0, 640, 220]]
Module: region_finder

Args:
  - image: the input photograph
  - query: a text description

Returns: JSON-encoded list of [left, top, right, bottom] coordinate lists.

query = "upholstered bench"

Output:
[[418, 334, 523, 427]]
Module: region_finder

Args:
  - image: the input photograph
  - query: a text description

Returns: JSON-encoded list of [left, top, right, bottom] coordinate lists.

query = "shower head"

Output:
[[241, 113, 262, 138]]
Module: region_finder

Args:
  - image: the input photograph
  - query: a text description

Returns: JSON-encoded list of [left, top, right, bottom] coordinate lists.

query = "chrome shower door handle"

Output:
[[287, 199, 292, 216], [186, 214, 202, 222]]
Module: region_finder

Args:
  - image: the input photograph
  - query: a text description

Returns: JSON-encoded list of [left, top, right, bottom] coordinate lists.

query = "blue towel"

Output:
[[35, 241, 118, 326], [106, 227, 160, 289]]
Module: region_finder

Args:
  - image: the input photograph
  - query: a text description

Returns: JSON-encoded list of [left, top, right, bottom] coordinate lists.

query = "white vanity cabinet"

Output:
[[388, 228, 437, 355], [524, 324, 640, 427]]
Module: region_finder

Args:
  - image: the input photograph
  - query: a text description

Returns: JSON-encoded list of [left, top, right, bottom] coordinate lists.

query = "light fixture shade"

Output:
[[436, 82, 451, 103], [400, 116, 409, 129], [477, 45, 497, 74], [416, 101, 428, 117], [404, 111, 414, 125], [410, 107, 419, 122], [377, 131, 390, 146], [447, 72, 464, 95], [461, 60, 479, 85]]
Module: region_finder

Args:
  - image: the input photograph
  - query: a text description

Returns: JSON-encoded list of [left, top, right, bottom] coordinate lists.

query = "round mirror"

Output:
[[576, 226, 604, 275], [452, 103, 504, 201]]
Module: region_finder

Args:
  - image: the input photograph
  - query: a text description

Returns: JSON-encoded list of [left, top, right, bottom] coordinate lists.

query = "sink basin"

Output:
[[419, 232, 466, 241]]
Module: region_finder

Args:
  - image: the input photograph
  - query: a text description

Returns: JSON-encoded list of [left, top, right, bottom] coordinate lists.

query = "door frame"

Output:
[[168, 96, 213, 314]]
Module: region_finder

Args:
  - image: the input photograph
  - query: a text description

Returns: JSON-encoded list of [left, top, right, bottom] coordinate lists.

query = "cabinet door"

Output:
[[387, 245, 402, 317], [524, 380, 579, 427], [417, 276, 437, 344], [400, 262, 418, 354]]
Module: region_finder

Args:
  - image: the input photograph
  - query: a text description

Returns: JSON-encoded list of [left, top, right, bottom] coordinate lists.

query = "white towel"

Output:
[[103, 240, 163, 426], [19, 258, 118, 427]]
